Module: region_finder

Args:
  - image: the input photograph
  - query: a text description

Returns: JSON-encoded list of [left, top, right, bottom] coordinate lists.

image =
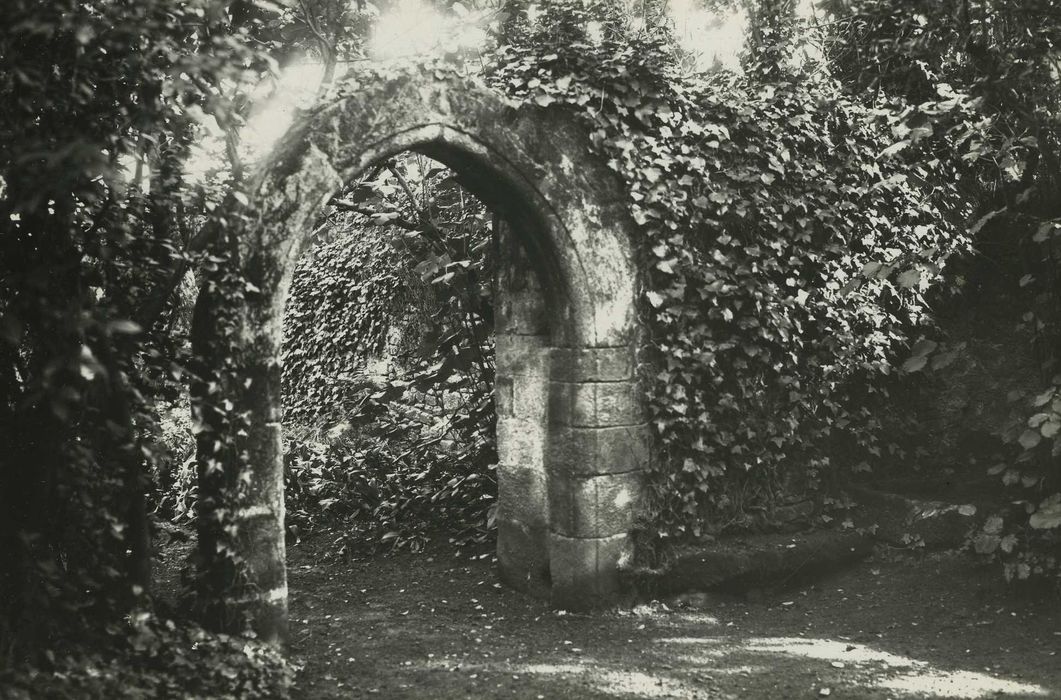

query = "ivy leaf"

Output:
[[1029, 496, 1061, 530], [910, 339, 937, 357], [1028, 413, 1048, 428], [901, 355, 927, 373], [1032, 388, 1055, 407], [1032, 220, 1059, 242], [896, 268, 920, 289], [970, 208, 1006, 236], [973, 533, 1000, 554], [1019, 429, 1042, 450], [879, 140, 910, 158], [860, 261, 883, 278], [983, 515, 1004, 535], [106, 319, 142, 335]]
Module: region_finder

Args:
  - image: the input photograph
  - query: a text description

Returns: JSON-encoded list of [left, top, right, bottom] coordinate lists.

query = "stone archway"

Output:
[[192, 69, 649, 644]]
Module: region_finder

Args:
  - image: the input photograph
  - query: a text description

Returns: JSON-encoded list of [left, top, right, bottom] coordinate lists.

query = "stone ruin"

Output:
[[191, 69, 650, 643]]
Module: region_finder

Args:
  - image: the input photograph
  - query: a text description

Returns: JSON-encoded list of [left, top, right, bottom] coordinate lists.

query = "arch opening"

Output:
[[191, 73, 649, 644]]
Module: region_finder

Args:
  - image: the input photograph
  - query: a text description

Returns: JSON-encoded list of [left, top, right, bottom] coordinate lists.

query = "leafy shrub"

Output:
[[147, 398, 197, 523], [820, 0, 1061, 584], [0, 614, 295, 699], [0, 0, 269, 649], [285, 371, 497, 553]]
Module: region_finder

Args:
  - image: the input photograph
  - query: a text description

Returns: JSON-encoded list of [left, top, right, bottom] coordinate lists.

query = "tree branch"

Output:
[[328, 198, 422, 231]]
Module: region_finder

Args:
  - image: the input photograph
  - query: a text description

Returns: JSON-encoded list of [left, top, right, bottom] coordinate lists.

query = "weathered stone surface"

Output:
[[259, 72, 640, 347], [549, 380, 644, 427], [511, 373, 548, 420], [547, 424, 651, 476], [497, 519, 550, 596], [549, 533, 632, 610], [497, 462, 547, 527], [551, 347, 634, 382], [242, 361, 283, 422], [548, 471, 644, 538], [496, 417, 546, 469], [495, 226, 550, 336], [494, 374, 514, 417], [648, 530, 873, 597], [228, 502, 288, 645], [495, 334, 549, 375], [243, 422, 284, 506]]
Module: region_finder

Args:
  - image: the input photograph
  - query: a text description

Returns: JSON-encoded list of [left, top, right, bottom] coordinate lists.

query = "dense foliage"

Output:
[[281, 155, 498, 551], [3, 0, 1060, 693], [283, 155, 495, 424], [820, 0, 1061, 583], [489, 1, 972, 548], [0, 0, 269, 657], [0, 0, 310, 691], [0, 615, 294, 699]]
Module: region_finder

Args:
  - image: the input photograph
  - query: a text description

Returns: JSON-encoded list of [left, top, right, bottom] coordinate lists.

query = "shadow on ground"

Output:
[[286, 538, 1060, 699]]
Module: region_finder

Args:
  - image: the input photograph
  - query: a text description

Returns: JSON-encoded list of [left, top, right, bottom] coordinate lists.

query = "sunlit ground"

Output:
[[283, 540, 1061, 700], [412, 617, 1054, 699]]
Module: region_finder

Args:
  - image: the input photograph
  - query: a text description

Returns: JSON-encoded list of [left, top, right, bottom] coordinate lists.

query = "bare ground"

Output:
[[284, 537, 1061, 699]]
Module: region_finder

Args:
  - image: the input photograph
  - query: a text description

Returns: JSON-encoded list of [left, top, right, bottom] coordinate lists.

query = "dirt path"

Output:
[[285, 538, 1061, 699]]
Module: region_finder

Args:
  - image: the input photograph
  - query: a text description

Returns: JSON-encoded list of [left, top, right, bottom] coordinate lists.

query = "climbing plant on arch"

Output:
[[191, 65, 649, 642], [190, 0, 977, 643]]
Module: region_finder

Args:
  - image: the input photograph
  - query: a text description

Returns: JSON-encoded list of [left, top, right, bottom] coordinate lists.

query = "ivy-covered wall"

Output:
[[282, 220, 428, 424], [486, 2, 974, 551], [281, 2, 983, 557]]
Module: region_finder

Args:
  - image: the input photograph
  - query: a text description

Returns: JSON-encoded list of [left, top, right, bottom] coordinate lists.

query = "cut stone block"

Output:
[[245, 422, 284, 506], [549, 532, 632, 610], [496, 417, 545, 469], [546, 424, 651, 476], [512, 372, 548, 420], [495, 334, 549, 374], [243, 360, 283, 421], [551, 346, 634, 382], [497, 463, 547, 527], [548, 471, 644, 538], [549, 380, 644, 427], [498, 518, 550, 597], [495, 226, 550, 336], [495, 375, 514, 417]]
